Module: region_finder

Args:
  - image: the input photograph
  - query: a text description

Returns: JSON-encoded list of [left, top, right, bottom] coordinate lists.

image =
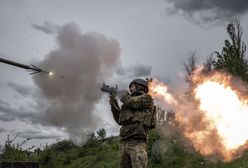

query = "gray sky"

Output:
[[0, 0, 248, 147]]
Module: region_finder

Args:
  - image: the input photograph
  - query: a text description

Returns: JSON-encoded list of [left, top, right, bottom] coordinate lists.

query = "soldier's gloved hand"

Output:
[[109, 87, 117, 98], [109, 95, 116, 106], [119, 90, 129, 103]]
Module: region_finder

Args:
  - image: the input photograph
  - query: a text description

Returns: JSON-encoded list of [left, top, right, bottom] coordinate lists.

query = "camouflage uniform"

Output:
[[110, 90, 154, 168]]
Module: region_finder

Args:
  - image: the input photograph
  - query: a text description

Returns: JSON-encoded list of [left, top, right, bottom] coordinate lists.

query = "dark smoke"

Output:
[[165, 0, 248, 23], [33, 23, 121, 144]]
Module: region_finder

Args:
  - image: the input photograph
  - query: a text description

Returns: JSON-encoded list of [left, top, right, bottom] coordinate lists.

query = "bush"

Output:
[[1, 134, 35, 161]]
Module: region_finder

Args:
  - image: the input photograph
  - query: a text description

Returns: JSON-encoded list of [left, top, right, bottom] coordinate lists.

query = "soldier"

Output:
[[109, 79, 156, 168]]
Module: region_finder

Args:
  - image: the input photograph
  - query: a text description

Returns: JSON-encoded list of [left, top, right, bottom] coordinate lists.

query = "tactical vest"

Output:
[[119, 104, 156, 129]]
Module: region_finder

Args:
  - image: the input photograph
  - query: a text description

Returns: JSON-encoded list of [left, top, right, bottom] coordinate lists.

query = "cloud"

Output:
[[111, 64, 152, 89], [0, 113, 15, 122], [16, 128, 67, 140], [165, 0, 248, 23], [130, 64, 152, 77], [7, 82, 36, 97], [0, 100, 14, 121], [0, 128, 5, 133], [0, 99, 42, 123], [117, 64, 152, 77], [31, 20, 60, 34], [0, 100, 9, 107]]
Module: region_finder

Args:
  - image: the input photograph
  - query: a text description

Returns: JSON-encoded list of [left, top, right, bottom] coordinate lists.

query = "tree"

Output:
[[183, 52, 199, 83], [1, 134, 34, 161], [213, 19, 248, 81], [203, 55, 215, 73], [96, 128, 106, 141]]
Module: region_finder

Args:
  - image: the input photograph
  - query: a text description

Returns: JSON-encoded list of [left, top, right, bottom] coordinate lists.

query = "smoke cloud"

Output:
[[32, 22, 121, 144], [165, 0, 248, 23]]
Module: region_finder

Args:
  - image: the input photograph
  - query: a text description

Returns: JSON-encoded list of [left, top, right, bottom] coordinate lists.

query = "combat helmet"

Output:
[[129, 79, 148, 93]]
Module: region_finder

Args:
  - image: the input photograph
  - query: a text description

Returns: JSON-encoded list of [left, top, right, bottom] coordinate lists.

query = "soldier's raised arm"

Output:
[[109, 96, 121, 125], [120, 91, 153, 110]]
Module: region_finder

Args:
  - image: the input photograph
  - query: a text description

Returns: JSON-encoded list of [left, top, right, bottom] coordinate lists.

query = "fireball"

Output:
[[149, 71, 248, 162], [190, 73, 248, 161], [149, 79, 177, 105]]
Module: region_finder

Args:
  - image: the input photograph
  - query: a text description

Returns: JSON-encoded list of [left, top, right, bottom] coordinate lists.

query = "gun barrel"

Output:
[[0, 57, 46, 74], [0, 57, 32, 70]]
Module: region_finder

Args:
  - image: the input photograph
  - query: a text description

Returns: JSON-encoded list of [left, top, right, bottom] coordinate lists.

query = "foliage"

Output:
[[203, 55, 215, 73], [84, 132, 99, 147], [50, 139, 77, 152], [213, 19, 248, 81], [0, 134, 35, 161], [2, 130, 248, 167], [147, 129, 160, 157], [183, 52, 199, 83], [96, 128, 107, 141]]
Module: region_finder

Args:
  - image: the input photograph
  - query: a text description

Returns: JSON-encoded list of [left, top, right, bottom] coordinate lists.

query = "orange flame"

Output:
[[149, 72, 248, 162], [149, 79, 177, 105]]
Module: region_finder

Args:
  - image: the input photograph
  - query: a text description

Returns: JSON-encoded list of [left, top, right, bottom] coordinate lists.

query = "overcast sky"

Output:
[[0, 0, 248, 148]]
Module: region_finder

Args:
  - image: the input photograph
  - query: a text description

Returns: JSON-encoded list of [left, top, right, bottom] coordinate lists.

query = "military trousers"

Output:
[[119, 140, 148, 168]]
